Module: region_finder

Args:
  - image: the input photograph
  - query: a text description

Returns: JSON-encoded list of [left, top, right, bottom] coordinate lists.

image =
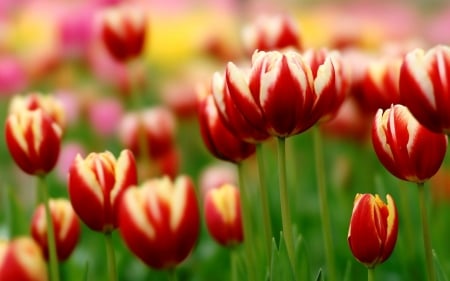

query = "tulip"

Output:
[[399, 45, 450, 134], [98, 5, 147, 62], [250, 50, 314, 136], [348, 193, 398, 268], [8, 93, 66, 130], [31, 198, 80, 261], [68, 149, 137, 232], [197, 84, 256, 163], [5, 108, 62, 176], [204, 183, 243, 247], [361, 57, 401, 113], [0, 237, 48, 281], [372, 104, 447, 183], [119, 175, 200, 270], [242, 14, 302, 55]]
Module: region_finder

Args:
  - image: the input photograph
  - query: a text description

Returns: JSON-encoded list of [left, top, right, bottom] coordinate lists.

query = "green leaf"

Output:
[[314, 268, 323, 281], [433, 250, 448, 281], [270, 232, 295, 281], [82, 262, 89, 281]]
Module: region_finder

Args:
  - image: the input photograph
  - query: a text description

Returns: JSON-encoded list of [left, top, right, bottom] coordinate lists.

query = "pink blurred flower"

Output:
[[87, 97, 124, 136], [55, 142, 86, 182], [199, 162, 237, 198], [0, 56, 28, 97]]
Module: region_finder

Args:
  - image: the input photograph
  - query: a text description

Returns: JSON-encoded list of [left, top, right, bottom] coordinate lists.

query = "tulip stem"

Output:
[[256, 143, 273, 260], [237, 163, 256, 281], [38, 175, 59, 281], [104, 231, 118, 281], [313, 127, 336, 281], [230, 248, 239, 281], [167, 268, 178, 281], [417, 182, 436, 281], [368, 267, 375, 281], [277, 137, 296, 278]]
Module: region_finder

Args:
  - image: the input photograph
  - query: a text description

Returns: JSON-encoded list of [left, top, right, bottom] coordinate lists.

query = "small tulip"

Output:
[[68, 149, 137, 232], [348, 193, 398, 268], [204, 184, 243, 247], [99, 5, 147, 62], [242, 14, 302, 55], [399, 45, 450, 134], [119, 175, 200, 270], [118, 107, 176, 160], [5, 109, 62, 175], [31, 198, 80, 261], [372, 104, 447, 183], [197, 85, 256, 163], [0, 237, 48, 281]]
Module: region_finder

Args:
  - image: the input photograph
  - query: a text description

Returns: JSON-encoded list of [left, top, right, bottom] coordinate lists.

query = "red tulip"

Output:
[[99, 5, 147, 62], [348, 193, 398, 268], [119, 175, 200, 270], [31, 198, 80, 261], [372, 104, 447, 183], [399, 45, 450, 134], [204, 183, 243, 247], [0, 237, 48, 281], [197, 84, 255, 163], [68, 149, 137, 232], [5, 108, 62, 175], [242, 14, 302, 55]]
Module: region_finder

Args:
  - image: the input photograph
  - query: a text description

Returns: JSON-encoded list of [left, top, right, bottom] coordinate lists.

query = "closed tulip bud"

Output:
[[197, 85, 255, 163], [348, 193, 398, 268], [242, 14, 302, 55], [68, 149, 137, 232], [119, 175, 200, 270], [8, 93, 66, 130], [399, 45, 450, 134], [99, 5, 147, 62], [31, 199, 80, 261], [204, 184, 243, 247], [0, 237, 48, 281], [5, 109, 62, 175], [372, 104, 447, 183]]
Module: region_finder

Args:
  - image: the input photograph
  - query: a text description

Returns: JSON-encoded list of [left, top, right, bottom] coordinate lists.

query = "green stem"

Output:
[[237, 163, 256, 281], [417, 182, 435, 281], [276, 137, 296, 278], [256, 143, 273, 259], [368, 267, 375, 281], [167, 268, 178, 281], [38, 176, 59, 281], [104, 232, 118, 281], [313, 127, 336, 281], [231, 248, 239, 281]]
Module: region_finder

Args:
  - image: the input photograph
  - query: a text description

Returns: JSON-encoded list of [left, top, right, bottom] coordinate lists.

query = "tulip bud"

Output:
[[119, 175, 200, 270], [204, 184, 243, 247], [348, 193, 398, 268], [31, 198, 80, 261], [399, 45, 450, 134], [99, 5, 147, 62], [197, 85, 256, 163], [0, 237, 48, 281], [68, 149, 137, 232], [242, 14, 302, 55], [5, 108, 62, 175], [372, 104, 447, 183]]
